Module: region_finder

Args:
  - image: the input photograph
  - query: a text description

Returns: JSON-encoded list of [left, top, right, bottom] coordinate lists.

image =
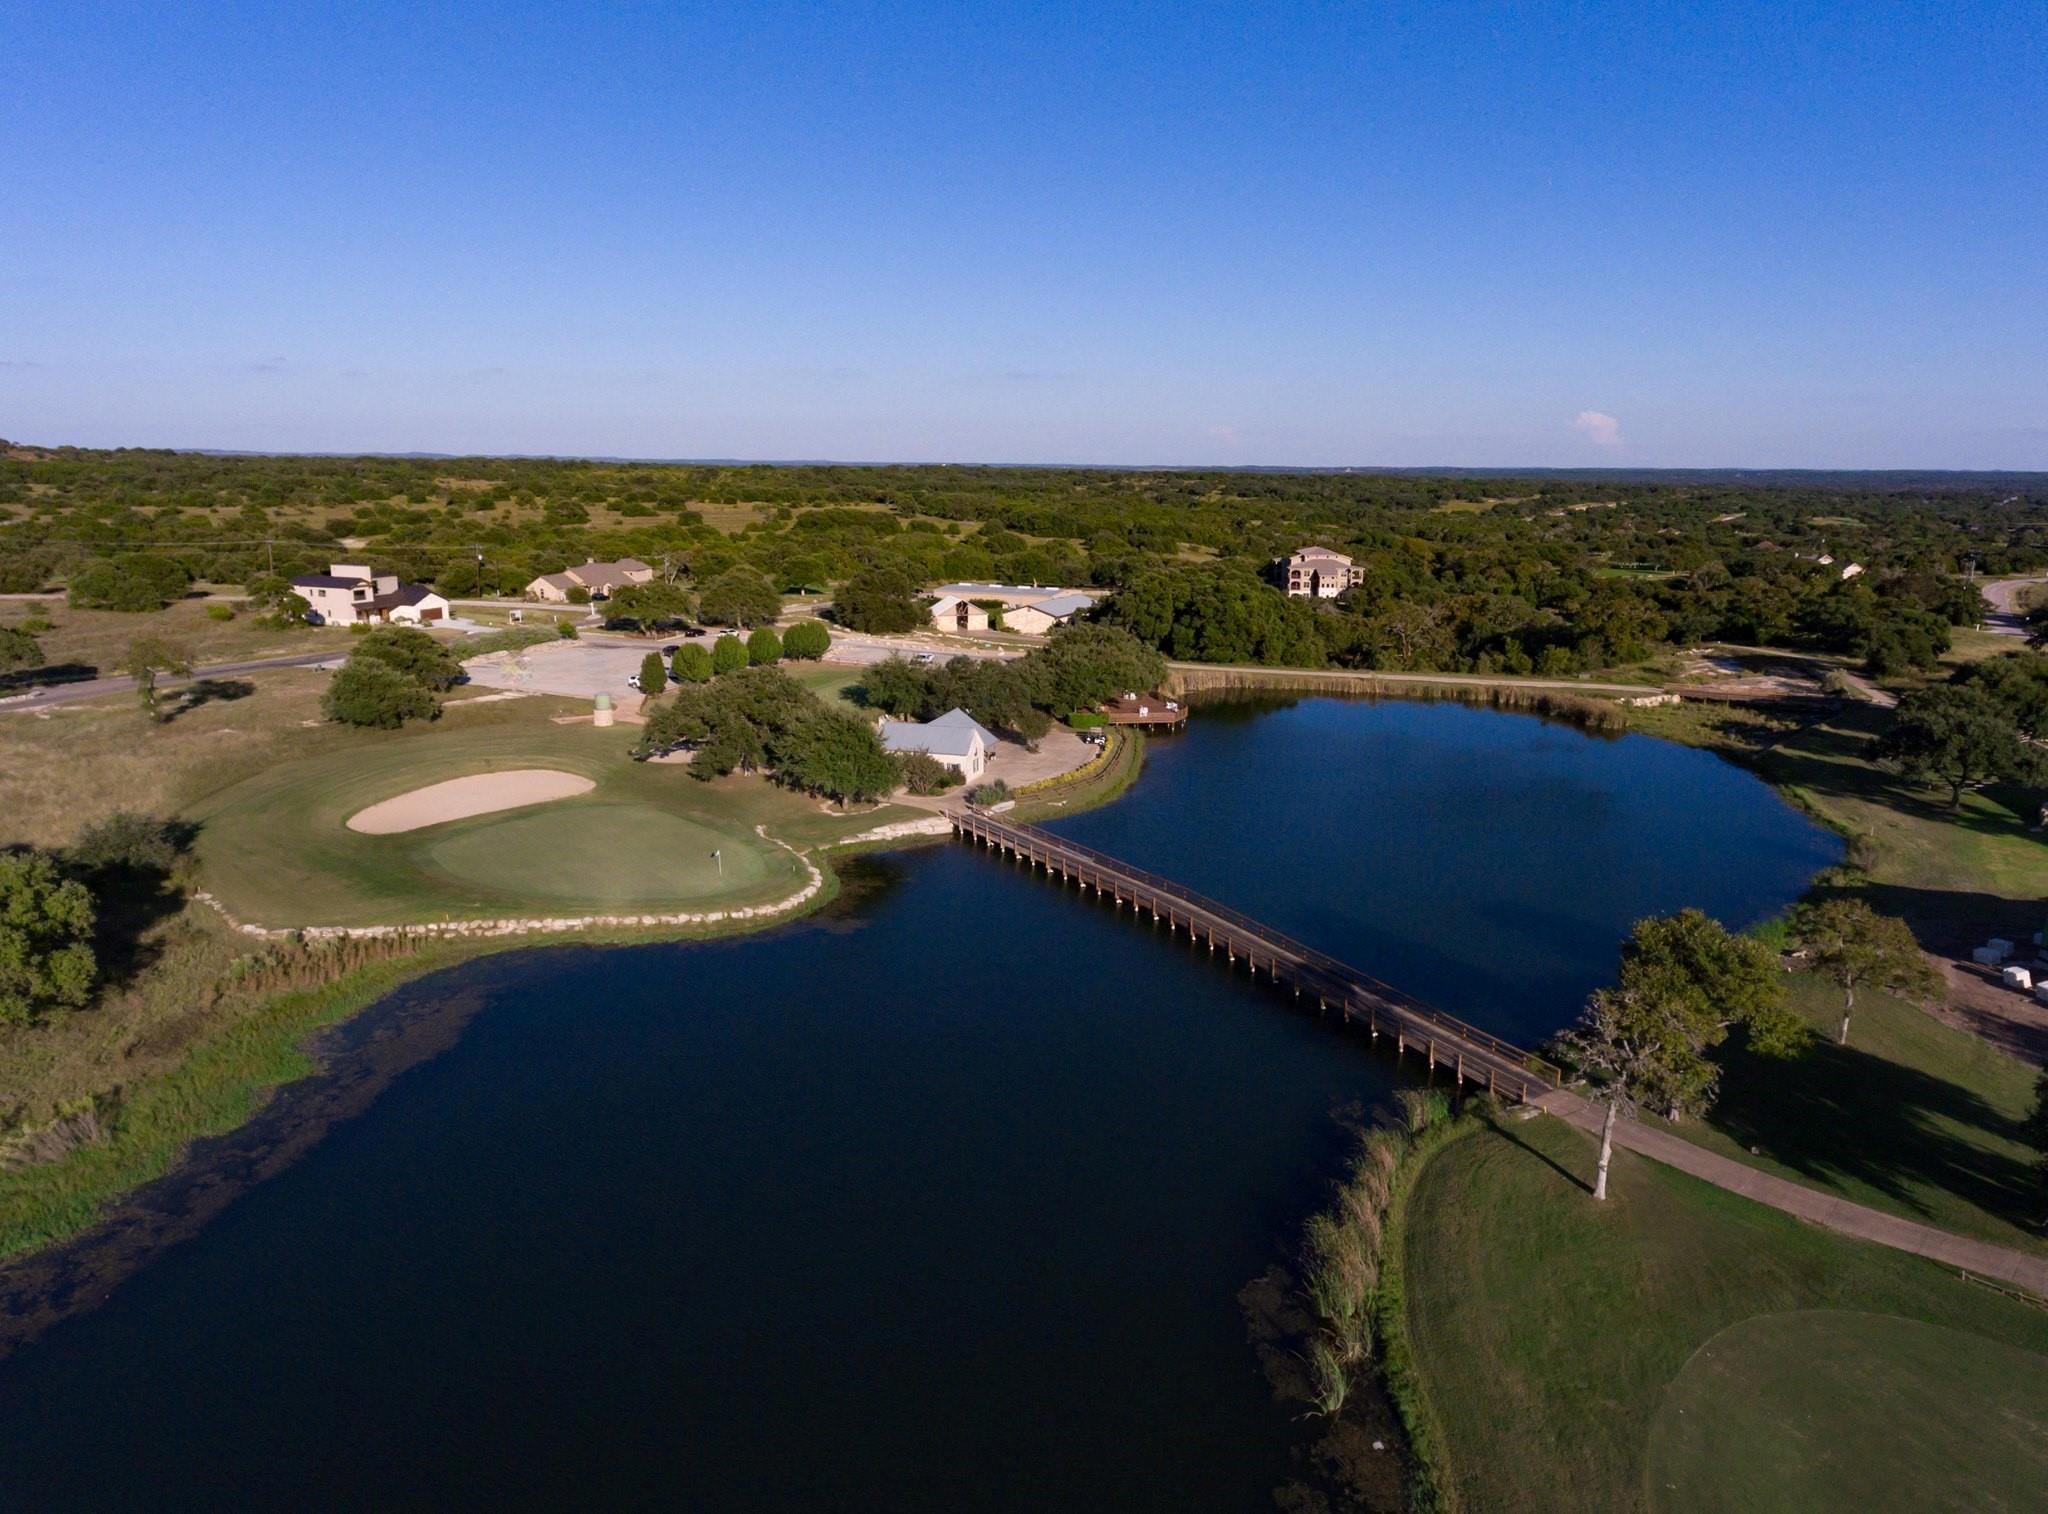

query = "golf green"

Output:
[[1644, 1309, 2048, 1512], [192, 721, 820, 926], [424, 804, 768, 902]]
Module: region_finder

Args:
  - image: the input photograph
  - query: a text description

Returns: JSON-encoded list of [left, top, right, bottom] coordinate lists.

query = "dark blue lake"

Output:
[[0, 697, 1836, 1511]]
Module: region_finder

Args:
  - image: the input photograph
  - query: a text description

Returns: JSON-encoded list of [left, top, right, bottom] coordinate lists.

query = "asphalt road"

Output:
[[1979, 577, 2045, 638], [0, 649, 347, 713]]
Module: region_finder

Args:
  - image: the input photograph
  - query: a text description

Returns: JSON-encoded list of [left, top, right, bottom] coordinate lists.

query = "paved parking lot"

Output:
[[463, 637, 700, 702], [464, 630, 1016, 701]]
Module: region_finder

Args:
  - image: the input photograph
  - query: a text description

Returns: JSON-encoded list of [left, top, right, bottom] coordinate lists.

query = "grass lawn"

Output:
[[1401, 1114, 2048, 1514], [791, 662, 866, 707], [1938, 626, 2020, 668], [1678, 971, 2047, 1255], [191, 712, 916, 926], [1631, 700, 2048, 917], [1643, 1310, 2048, 1513], [1615, 700, 2048, 1253]]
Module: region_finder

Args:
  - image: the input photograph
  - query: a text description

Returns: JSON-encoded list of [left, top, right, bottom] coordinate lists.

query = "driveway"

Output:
[[1979, 577, 2045, 638]]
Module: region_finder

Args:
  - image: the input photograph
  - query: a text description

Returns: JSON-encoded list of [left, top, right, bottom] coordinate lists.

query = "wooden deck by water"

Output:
[[953, 811, 1562, 1102]]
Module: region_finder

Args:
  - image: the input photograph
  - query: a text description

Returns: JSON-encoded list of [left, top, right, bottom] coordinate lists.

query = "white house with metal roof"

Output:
[[879, 707, 1000, 779], [926, 583, 1098, 636]]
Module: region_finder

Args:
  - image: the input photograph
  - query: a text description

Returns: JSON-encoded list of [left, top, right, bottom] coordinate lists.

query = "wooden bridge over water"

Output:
[[952, 811, 1562, 1103]]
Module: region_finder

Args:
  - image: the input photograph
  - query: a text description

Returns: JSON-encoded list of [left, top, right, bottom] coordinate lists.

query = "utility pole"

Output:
[[475, 549, 485, 598]]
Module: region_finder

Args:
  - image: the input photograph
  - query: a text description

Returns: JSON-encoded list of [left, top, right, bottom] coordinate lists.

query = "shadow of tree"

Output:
[[71, 820, 203, 991], [163, 677, 255, 722], [1707, 1035, 2040, 1234], [1491, 1112, 1594, 1195], [0, 662, 99, 693]]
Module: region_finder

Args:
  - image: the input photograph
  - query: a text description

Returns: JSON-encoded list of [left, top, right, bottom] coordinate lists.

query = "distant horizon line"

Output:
[[7, 438, 2047, 484]]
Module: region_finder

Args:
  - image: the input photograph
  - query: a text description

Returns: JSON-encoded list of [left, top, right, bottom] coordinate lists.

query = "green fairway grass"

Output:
[[1643, 1310, 2048, 1513], [191, 714, 914, 926], [424, 803, 771, 903], [1401, 1114, 2048, 1514], [1676, 971, 2048, 1256]]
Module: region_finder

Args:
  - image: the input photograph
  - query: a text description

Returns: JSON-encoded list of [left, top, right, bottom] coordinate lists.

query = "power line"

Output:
[[0, 535, 335, 548]]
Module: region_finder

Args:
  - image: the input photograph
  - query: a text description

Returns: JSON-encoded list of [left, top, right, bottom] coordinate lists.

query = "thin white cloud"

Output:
[[1571, 409, 1624, 449]]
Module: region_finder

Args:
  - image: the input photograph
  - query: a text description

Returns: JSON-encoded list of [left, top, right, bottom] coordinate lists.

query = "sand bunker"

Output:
[[347, 770, 596, 834]]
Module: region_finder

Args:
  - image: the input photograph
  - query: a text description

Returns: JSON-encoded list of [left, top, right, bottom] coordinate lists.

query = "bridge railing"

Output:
[[957, 812, 1560, 1084]]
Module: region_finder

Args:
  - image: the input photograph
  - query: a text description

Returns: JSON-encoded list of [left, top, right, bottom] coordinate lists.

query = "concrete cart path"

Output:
[[1538, 1088, 2048, 1296]]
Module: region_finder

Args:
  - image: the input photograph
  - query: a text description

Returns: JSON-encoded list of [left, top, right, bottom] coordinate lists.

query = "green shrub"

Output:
[[711, 634, 749, 675], [672, 643, 713, 683], [781, 620, 831, 659], [638, 650, 668, 696], [967, 779, 1010, 807], [556, 619, 579, 639], [0, 625, 41, 674], [68, 811, 187, 874], [322, 658, 439, 728], [205, 604, 235, 622], [893, 751, 958, 795], [747, 627, 783, 665]]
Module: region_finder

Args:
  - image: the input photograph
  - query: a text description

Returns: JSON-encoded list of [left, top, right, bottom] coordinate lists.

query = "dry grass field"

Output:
[[0, 599, 352, 683]]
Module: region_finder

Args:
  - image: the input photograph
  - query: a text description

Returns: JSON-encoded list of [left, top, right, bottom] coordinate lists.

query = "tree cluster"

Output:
[[859, 624, 1166, 743], [832, 566, 926, 633], [1557, 909, 1806, 1199], [637, 666, 896, 805], [322, 626, 462, 728], [0, 850, 97, 1025], [1877, 659, 2048, 808], [7, 446, 2038, 685]]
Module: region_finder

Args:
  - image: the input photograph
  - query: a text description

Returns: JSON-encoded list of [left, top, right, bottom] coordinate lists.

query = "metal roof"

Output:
[[1014, 592, 1093, 619], [880, 720, 983, 759], [926, 707, 1001, 747]]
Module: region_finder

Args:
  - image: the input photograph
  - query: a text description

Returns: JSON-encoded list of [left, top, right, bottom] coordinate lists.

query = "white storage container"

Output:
[[2003, 966, 2034, 991], [1973, 946, 2005, 965]]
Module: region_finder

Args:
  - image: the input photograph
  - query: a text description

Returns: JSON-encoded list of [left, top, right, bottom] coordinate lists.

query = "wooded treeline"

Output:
[[4, 444, 2044, 675]]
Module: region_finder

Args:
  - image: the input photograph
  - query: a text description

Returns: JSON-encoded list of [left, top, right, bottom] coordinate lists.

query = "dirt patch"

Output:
[[345, 769, 595, 834], [1937, 957, 2048, 1064]]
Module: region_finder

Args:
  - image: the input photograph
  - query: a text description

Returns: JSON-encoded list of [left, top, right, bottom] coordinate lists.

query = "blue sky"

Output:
[[4, 1, 2043, 467]]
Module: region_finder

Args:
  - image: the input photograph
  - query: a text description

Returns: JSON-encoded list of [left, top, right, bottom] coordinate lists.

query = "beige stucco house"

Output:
[[290, 563, 452, 625], [526, 558, 656, 602]]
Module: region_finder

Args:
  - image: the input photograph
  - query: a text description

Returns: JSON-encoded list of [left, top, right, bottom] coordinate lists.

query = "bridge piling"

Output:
[[954, 812, 1559, 1104]]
